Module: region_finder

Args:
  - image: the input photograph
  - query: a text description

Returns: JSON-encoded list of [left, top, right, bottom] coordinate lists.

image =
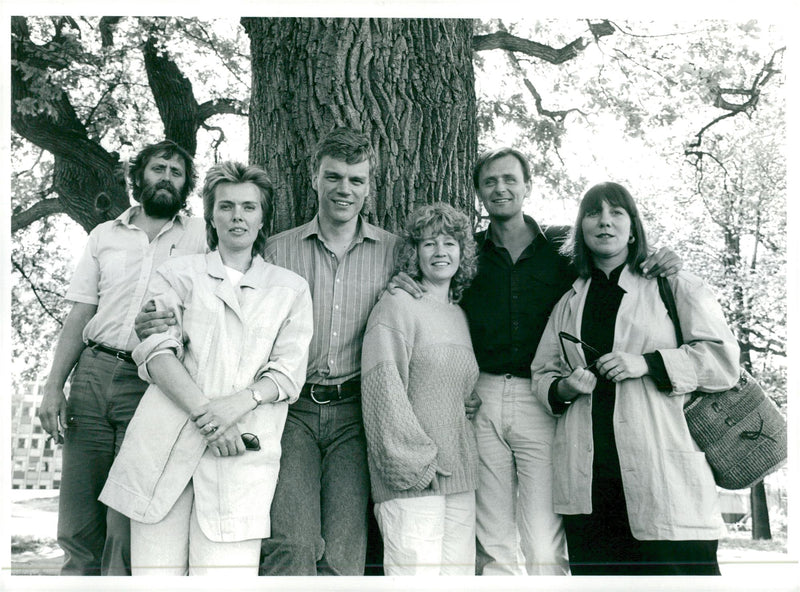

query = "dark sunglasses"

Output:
[[558, 331, 600, 372], [241, 432, 261, 451]]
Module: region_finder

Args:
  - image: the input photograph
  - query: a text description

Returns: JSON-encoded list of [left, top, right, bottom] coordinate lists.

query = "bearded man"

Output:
[[37, 140, 206, 575]]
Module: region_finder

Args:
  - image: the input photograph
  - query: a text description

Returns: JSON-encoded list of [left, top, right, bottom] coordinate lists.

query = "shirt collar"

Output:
[[114, 205, 188, 229], [481, 214, 545, 252], [301, 214, 380, 244], [590, 262, 627, 285], [205, 249, 266, 287]]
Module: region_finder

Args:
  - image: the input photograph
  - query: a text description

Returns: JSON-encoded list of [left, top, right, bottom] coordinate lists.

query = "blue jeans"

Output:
[[57, 347, 145, 575], [260, 395, 369, 575]]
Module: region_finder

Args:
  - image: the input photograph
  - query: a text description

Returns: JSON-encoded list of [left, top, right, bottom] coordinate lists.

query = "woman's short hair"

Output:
[[394, 202, 477, 302], [129, 140, 196, 203], [563, 182, 649, 278], [202, 161, 274, 256]]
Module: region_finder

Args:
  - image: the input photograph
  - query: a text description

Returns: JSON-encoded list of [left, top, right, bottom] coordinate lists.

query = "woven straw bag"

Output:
[[657, 276, 787, 490]]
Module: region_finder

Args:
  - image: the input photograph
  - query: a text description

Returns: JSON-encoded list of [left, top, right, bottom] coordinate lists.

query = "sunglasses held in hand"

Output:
[[241, 432, 261, 451], [558, 331, 600, 372]]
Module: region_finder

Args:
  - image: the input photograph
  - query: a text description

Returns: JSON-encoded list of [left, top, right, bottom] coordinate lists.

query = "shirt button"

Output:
[[332, 332, 337, 337], [329, 359, 335, 365], [336, 278, 341, 283], [334, 305, 339, 310]]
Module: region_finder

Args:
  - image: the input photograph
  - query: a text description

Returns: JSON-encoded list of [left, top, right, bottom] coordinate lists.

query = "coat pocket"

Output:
[[663, 449, 720, 529]]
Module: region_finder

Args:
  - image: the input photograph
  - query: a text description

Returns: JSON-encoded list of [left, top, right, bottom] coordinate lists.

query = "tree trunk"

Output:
[[243, 17, 478, 235], [750, 480, 772, 539]]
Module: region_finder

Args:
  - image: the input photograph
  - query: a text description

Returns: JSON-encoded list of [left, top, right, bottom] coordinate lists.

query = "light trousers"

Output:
[[473, 372, 569, 575], [375, 491, 476, 576], [130, 481, 260, 576]]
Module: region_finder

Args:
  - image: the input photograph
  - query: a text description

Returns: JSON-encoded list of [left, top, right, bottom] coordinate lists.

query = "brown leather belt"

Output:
[[300, 378, 361, 404]]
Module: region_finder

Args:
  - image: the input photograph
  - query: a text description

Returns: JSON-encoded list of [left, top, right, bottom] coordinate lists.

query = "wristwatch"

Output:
[[248, 387, 263, 409]]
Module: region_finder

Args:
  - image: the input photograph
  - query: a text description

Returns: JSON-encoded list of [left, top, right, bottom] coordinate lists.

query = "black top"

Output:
[[460, 217, 576, 378], [581, 264, 626, 479]]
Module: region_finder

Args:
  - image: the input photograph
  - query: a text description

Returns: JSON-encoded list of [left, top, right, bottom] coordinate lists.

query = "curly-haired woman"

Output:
[[361, 202, 480, 575]]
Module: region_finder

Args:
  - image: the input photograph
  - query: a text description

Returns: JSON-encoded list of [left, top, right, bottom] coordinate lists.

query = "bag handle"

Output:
[[657, 276, 704, 408], [656, 276, 683, 345]]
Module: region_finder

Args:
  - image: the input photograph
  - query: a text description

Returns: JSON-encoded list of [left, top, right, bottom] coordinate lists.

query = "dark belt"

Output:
[[87, 340, 135, 364], [300, 378, 361, 404]]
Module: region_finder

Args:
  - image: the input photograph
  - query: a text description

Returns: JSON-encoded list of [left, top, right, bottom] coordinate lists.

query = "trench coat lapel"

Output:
[[205, 251, 244, 322], [564, 276, 591, 368]]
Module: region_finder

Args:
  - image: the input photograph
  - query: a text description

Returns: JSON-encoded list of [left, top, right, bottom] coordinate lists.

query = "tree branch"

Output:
[[11, 198, 65, 233], [98, 16, 122, 47], [143, 32, 200, 154], [10, 258, 65, 326], [473, 21, 615, 64], [687, 47, 784, 151], [520, 77, 587, 122], [197, 98, 248, 121]]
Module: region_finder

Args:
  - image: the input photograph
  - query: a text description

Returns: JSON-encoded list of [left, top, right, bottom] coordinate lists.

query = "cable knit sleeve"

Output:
[[361, 296, 438, 492]]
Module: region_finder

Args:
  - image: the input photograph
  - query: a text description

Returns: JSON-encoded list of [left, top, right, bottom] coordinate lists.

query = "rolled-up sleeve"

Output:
[[131, 266, 186, 383], [657, 273, 740, 395], [531, 295, 573, 417], [253, 284, 313, 404]]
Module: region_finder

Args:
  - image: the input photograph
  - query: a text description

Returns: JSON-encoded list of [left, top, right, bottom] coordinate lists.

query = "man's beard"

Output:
[[138, 180, 184, 218]]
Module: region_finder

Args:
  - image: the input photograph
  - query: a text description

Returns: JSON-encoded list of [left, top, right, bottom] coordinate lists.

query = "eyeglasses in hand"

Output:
[[241, 432, 261, 451], [558, 331, 600, 372]]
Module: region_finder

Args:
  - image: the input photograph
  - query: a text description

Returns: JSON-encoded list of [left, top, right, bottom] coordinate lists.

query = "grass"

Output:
[[10, 535, 52, 555]]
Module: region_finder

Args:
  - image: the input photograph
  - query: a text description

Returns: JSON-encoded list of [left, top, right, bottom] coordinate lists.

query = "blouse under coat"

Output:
[[531, 267, 739, 541], [99, 250, 313, 542]]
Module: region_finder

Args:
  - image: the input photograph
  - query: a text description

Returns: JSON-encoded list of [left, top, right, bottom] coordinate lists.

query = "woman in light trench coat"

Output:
[[530, 182, 739, 576], [100, 162, 313, 575]]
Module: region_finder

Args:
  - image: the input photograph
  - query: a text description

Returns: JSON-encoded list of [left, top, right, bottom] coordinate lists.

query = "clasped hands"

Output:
[[558, 352, 648, 403], [191, 392, 253, 457]]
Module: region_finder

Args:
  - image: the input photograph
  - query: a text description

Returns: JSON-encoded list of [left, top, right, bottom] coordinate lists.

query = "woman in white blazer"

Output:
[[100, 162, 313, 575], [530, 182, 739, 575]]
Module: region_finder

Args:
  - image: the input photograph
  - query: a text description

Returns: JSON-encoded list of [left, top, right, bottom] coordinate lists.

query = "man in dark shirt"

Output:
[[458, 148, 678, 575], [458, 148, 573, 574]]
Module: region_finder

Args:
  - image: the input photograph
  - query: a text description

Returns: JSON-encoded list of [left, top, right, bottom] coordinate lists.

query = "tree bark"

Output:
[[243, 17, 478, 234]]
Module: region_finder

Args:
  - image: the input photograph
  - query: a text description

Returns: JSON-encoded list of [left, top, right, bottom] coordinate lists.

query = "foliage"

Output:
[[10, 16, 251, 380], [10, 17, 787, 413], [472, 18, 786, 406]]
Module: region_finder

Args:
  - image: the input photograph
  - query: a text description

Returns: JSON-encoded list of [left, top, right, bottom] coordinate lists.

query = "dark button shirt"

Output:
[[460, 216, 576, 378], [582, 264, 626, 480]]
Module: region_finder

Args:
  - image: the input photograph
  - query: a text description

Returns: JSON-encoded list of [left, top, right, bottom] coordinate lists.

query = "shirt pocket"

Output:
[[98, 250, 127, 289]]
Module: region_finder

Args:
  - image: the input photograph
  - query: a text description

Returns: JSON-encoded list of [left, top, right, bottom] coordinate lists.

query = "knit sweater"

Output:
[[361, 290, 479, 504]]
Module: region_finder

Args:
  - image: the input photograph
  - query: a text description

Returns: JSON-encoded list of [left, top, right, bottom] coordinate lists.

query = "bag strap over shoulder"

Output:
[[657, 275, 702, 407], [657, 276, 684, 345]]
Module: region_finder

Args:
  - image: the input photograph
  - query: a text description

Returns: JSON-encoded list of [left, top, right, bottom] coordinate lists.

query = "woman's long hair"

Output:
[[562, 182, 649, 278]]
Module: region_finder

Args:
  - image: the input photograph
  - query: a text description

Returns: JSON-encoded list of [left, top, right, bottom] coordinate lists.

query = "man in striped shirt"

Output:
[[258, 128, 399, 575]]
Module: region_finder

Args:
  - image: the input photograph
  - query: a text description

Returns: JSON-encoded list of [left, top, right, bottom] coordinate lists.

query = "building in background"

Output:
[[11, 382, 62, 489]]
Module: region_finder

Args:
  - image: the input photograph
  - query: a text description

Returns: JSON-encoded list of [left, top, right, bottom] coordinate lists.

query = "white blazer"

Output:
[[531, 267, 739, 540], [100, 251, 312, 542]]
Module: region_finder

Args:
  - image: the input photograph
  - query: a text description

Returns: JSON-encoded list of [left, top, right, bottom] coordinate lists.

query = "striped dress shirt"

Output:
[[265, 215, 399, 386]]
